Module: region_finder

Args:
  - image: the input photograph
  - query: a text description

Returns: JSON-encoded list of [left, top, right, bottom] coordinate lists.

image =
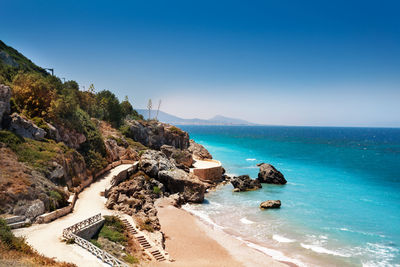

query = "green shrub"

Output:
[[49, 190, 62, 201], [0, 218, 31, 252], [138, 150, 145, 157], [169, 126, 184, 135], [98, 216, 127, 244], [90, 239, 102, 248], [84, 149, 107, 174], [123, 253, 139, 264], [153, 186, 161, 195], [0, 130, 24, 150]]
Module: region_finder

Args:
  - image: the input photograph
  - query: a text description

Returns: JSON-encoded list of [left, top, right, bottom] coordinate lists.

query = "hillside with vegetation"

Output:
[[0, 40, 145, 218], [0, 40, 215, 266]]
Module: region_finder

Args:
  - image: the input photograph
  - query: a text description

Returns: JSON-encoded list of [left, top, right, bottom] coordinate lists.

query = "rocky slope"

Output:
[[123, 119, 190, 150]]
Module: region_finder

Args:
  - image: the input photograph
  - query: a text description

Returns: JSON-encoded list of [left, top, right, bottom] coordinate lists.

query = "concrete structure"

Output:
[[191, 159, 223, 183]]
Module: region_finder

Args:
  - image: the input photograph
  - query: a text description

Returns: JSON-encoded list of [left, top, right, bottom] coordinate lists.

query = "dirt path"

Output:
[[13, 164, 133, 267]]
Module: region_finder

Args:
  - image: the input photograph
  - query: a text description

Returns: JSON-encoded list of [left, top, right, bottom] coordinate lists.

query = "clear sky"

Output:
[[2, 0, 400, 127]]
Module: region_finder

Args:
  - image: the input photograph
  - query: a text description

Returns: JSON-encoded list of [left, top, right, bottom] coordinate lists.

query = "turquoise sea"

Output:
[[179, 126, 400, 267]]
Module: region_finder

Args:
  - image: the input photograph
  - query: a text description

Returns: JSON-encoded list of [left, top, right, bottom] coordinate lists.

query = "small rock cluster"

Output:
[[230, 175, 261, 192], [229, 163, 287, 210]]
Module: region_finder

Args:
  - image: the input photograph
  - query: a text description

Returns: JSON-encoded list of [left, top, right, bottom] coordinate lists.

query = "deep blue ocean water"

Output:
[[179, 125, 400, 267]]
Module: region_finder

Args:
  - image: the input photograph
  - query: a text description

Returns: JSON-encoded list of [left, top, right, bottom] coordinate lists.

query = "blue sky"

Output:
[[2, 0, 400, 127]]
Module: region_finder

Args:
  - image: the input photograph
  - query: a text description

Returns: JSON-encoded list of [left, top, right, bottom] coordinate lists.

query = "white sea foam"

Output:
[[235, 237, 307, 267], [246, 158, 257, 161], [301, 243, 349, 257], [273, 234, 295, 243], [182, 204, 225, 230], [240, 217, 255, 224]]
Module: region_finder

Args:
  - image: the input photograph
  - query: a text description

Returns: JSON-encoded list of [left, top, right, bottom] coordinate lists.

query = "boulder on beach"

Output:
[[257, 163, 287, 184], [230, 175, 262, 192], [260, 200, 281, 209]]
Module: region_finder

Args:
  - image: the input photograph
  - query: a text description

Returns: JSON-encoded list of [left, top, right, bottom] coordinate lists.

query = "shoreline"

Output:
[[151, 198, 290, 267]]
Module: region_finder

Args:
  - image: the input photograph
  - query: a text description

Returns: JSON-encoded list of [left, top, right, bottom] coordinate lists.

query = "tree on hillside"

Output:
[[96, 90, 123, 127], [12, 72, 56, 118], [121, 96, 134, 118]]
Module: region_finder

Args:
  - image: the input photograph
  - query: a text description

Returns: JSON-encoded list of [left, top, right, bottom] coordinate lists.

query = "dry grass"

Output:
[[0, 244, 76, 267], [0, 147, 32, 205]]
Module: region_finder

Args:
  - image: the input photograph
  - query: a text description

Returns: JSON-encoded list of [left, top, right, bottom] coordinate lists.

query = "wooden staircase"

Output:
[[119, 217, 167, 262]]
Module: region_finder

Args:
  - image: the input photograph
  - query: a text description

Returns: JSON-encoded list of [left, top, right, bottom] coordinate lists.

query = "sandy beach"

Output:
[[148, 198, 289, 267]]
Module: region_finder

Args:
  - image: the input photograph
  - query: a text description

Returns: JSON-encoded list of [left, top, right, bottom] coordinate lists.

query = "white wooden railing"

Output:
[[63, 213, 128, 267]]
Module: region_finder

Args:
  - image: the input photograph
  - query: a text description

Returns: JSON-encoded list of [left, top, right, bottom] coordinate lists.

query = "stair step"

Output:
[[8, 221, 26, 229]]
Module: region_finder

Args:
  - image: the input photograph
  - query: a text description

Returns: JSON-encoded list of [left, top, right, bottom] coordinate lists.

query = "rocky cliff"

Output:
[[124, 119, 190, 150]]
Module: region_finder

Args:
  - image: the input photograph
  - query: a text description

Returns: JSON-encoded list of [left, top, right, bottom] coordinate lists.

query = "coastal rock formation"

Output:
[[231, 175, 262, 192], [139, 150, 205, 203], [188, 139, 212, 160], [0, 84, 11, 128], [139, 150, 175, 178], [97, 120, 139, 163], [260, 200, 281, 209], [257, 163, 287, 184], [161, 144, 193, 171], [9, 113, 46, 140], [125, 120, 189, 150], [158, 169, 205, 203], [106, 172, 165, 231]]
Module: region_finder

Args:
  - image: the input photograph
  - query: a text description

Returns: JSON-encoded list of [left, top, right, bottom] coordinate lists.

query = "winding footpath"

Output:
[[13, 164, 134, 267]]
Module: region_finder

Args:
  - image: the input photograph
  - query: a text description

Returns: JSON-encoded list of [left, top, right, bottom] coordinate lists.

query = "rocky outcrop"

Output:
[[0, 146, 69, 218], [231, 175, 262, 192], [188, 139, 212, 160], [158, 169, 205, 203], [161, 145, 193, 171], [125, 120, 189, 150], [45, 122, 61, 141], [260, 200, 281, 209], [257, 163, 287, 184], [104, 137, 138, 163], [49, 150, 87, 188], [106, 172, 165, 231], [139, 150, 205, 203], [8, 113, 46, 140], [139, 150, 175, 177], [0, 84, 11, 128], [56, 124, 86, 149]]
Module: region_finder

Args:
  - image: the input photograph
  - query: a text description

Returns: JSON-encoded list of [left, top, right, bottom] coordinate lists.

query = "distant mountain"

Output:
[[136, 109, 257, 126]]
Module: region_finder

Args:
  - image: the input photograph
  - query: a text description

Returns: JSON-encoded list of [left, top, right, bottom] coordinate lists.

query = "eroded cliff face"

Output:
[[0, 146, 69, 220], [124, 120, 190, 150]]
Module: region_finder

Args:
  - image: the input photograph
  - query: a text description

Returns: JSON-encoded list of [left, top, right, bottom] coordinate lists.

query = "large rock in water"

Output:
[[125, 120, 189, 150], [9, 113, 46, 140], [257, 163, 287, 184], [188, 139, 212, 160], [230, 175, 262, 192], [260, 200, 281, 209], [0, 84, 11, 128]]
